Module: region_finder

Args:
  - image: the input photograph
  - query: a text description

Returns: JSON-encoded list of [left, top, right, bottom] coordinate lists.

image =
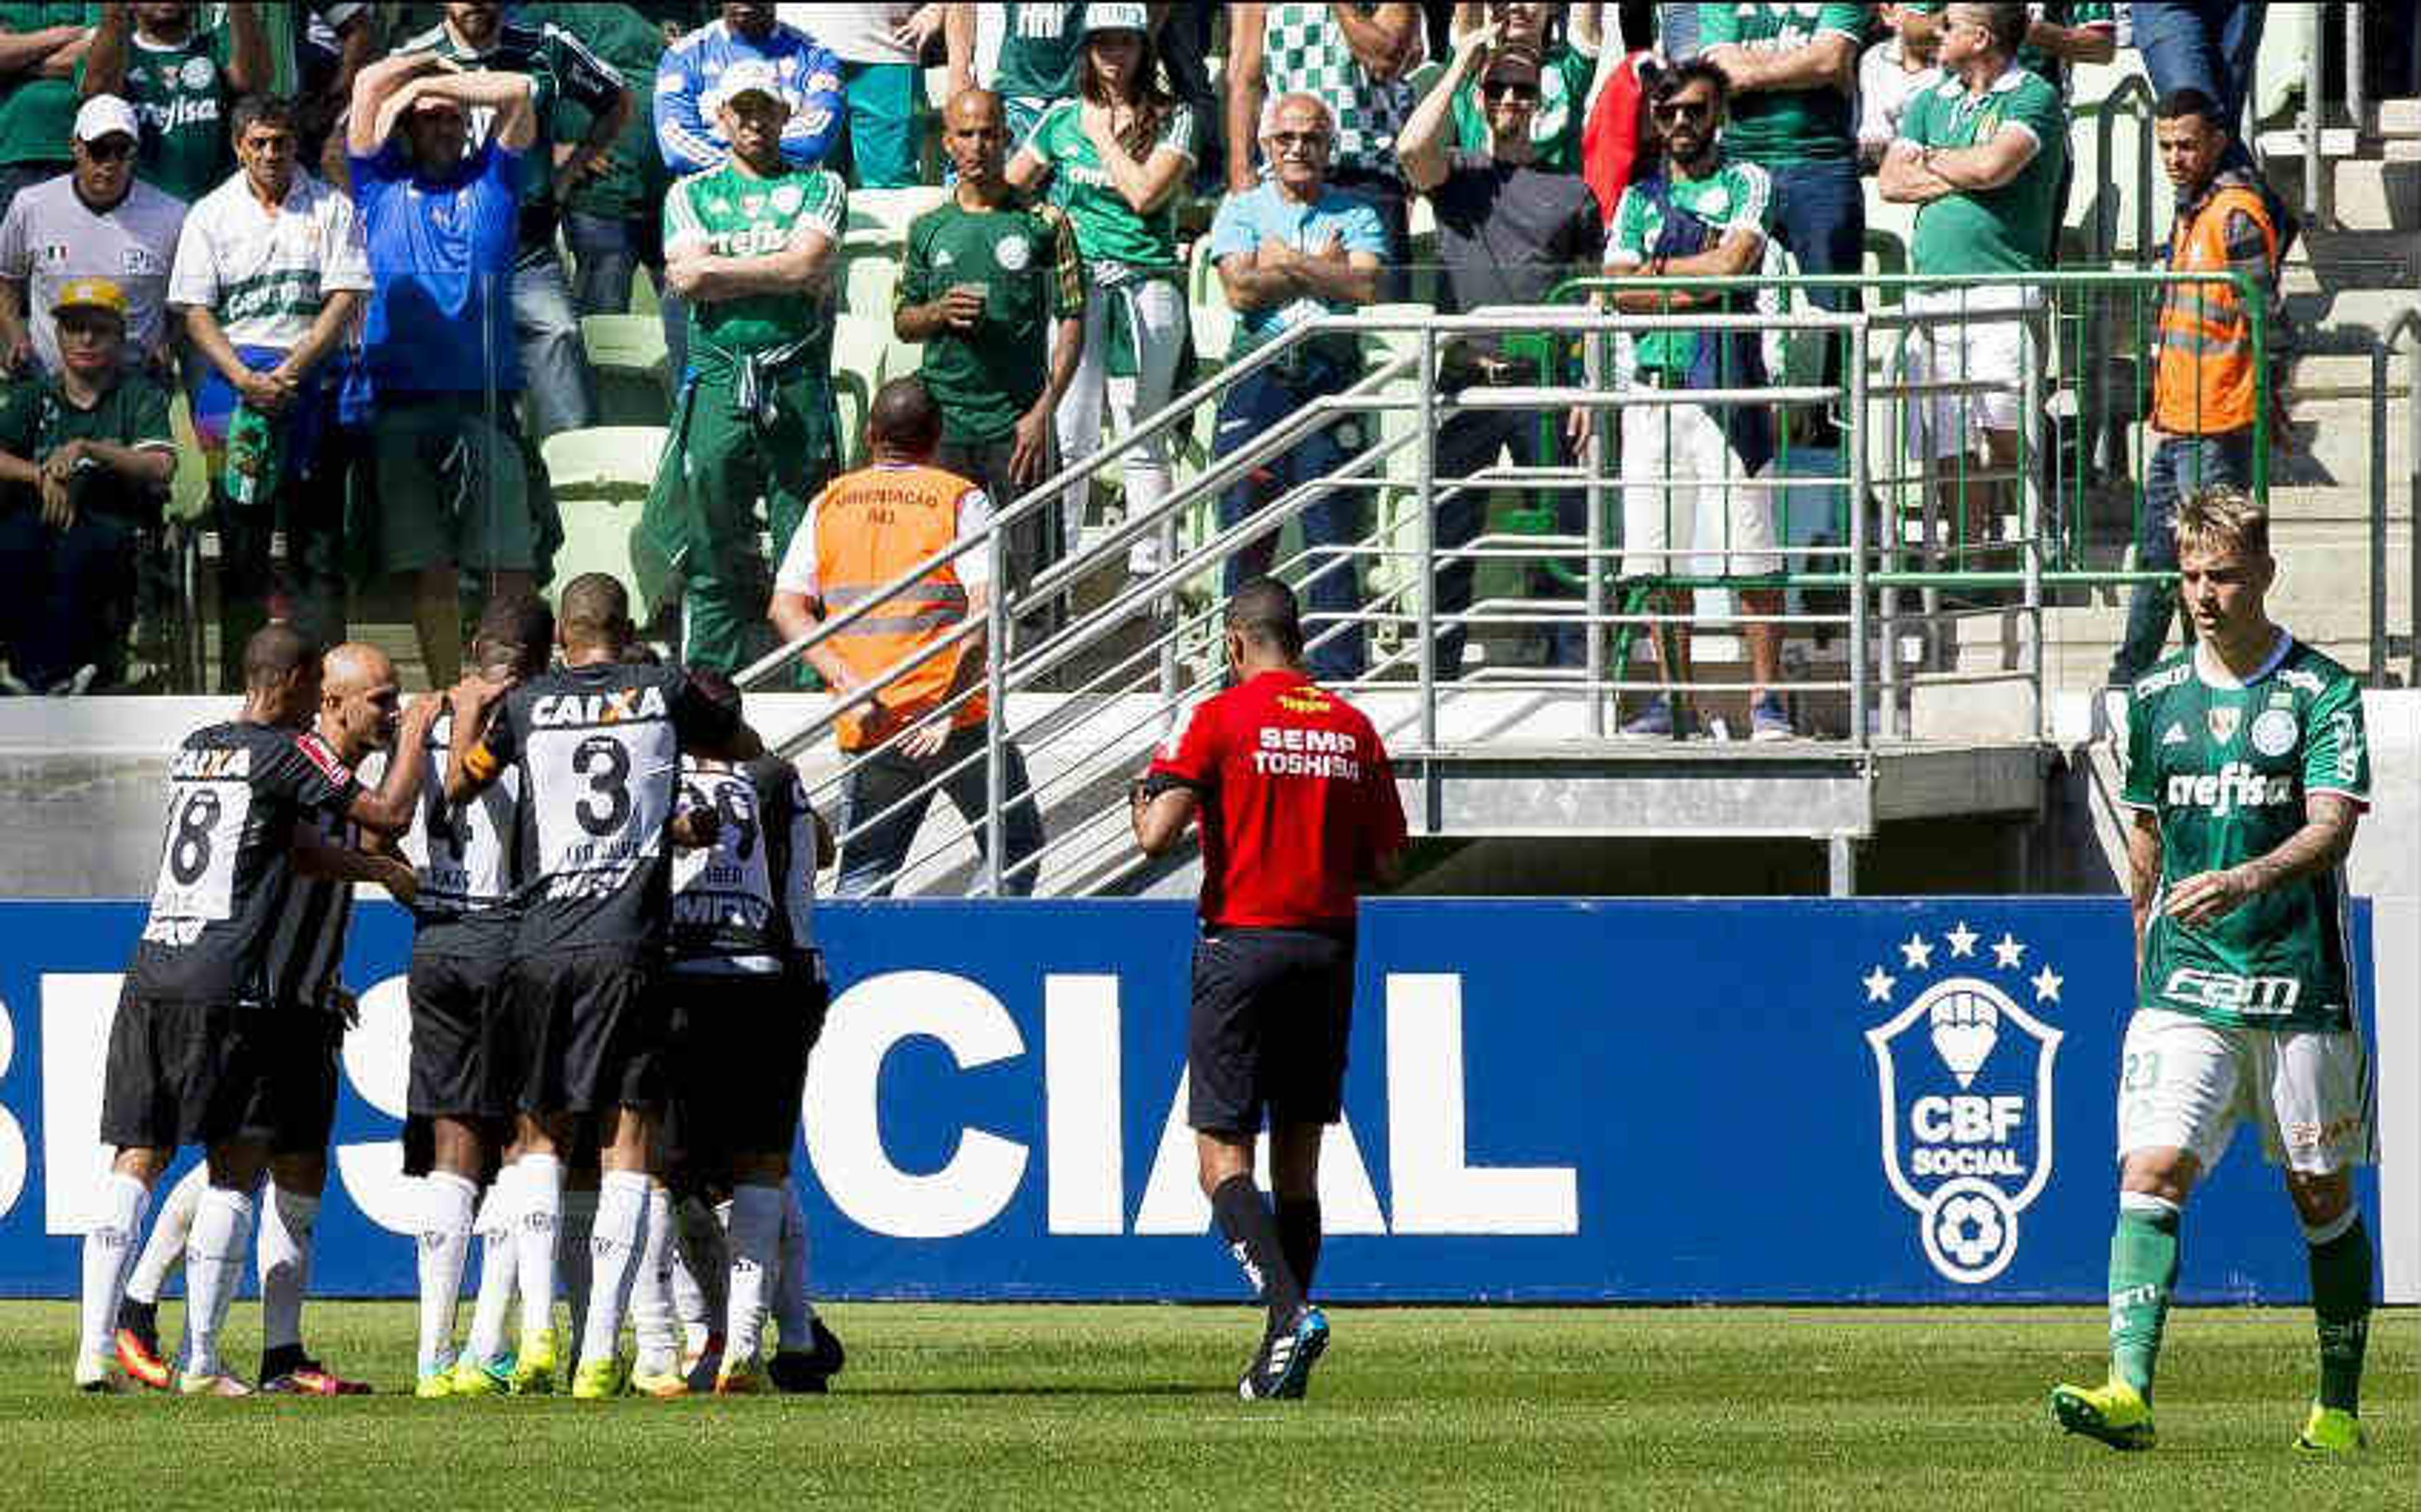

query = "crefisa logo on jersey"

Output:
[[1862, 921, 2066, 1284]]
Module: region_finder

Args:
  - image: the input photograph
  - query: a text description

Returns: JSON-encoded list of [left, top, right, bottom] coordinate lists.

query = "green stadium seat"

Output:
[[832, 313, 891, 466], [581, 313, 672, 425], [846, 185, 946, 239], [540, 426, 668, 608]]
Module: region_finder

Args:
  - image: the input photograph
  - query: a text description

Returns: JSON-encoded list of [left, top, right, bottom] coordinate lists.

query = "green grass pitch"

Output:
[[1, 1303, 2412, 1508]]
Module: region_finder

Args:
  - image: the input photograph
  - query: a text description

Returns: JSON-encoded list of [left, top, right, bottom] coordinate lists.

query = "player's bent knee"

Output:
[[2285, 1170, 2354, 1229], [2118, 1146, 2199, 1206]]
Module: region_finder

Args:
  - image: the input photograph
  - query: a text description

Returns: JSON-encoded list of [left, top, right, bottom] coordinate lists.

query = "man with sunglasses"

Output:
[[1207, 91, 1386, 684], [1399, 27, 1602, 676], [1601, 58, 1792, 741], [0, 92, 183, 378]]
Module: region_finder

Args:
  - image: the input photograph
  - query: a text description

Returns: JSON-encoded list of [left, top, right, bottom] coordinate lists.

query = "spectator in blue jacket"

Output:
[[654, 2, 844, 173]]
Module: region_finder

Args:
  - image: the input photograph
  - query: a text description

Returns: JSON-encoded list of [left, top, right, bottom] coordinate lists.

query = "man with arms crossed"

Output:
[[1132, 577, 1407, 1399], [2051, 487, 2374, 1457]]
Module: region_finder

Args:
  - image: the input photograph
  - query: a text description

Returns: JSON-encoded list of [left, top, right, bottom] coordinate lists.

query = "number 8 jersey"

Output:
[[127, 720, 363, 1005], [472, 661, 741, 954]]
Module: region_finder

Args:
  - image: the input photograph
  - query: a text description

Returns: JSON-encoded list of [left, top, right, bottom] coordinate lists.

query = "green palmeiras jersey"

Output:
[[2122, 635, 2370, 1031], [663, 159, 847, 371]]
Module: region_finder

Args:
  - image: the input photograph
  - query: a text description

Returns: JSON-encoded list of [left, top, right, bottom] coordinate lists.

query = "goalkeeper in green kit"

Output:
[[2052, 487, 2374, 1456]]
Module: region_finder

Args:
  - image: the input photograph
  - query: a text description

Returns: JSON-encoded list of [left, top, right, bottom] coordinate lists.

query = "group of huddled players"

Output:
[[76, 572, 842, 1399]]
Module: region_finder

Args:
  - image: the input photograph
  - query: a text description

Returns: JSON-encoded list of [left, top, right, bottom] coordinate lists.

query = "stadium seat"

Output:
[[541, 426, 668, 608], [832, 313, 892, 466], [581, 314, 673, 425], [847, 185, 946, 239], [840, 236, 903, 329]]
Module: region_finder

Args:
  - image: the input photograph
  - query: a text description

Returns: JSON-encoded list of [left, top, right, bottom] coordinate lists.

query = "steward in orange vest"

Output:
[[2152, 161, 2279, 438], [767, 375, 1047, 897], [2111, 88, 2283, 686]]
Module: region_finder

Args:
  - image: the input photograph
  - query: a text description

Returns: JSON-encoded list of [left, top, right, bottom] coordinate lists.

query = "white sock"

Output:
[[630, 1182, 678, 1376], [257, 1186, 319, 1356], [78, 1172, 151, 1366], [559, 1186, 599, 1365], [578, 1170, 650, 1368], [124, 1163, 205, 1307], [673, 1195, 730, 1336], [416, 1172, 479, 1372], [464, 1170, 521, 1365], [774, 1184, 816, 1349], [670, 1243, 711, 1357], [183, 1185, 256, 1379], [514, 1154, 564, 1348], [724, 1184, 782, 1370]]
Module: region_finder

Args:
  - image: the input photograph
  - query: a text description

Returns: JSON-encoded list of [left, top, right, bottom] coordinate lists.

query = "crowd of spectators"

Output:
[[0, 1, 2279, 713]]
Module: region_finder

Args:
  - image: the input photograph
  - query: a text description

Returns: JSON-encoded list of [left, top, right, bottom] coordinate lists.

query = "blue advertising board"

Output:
[[0, 898, 2378, 1302]]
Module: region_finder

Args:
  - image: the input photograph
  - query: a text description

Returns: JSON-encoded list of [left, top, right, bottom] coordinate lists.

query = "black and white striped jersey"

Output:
[[668, 756, 821, 974]]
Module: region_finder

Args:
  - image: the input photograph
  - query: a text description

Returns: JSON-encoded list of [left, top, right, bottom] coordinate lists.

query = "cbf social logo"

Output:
[[1862, 921, 2065, 1284]]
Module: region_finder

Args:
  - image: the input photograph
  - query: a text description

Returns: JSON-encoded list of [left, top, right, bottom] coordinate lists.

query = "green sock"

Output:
[[2108, 1197, 2180, 1400], [2306, 1214, 2372, 1414]]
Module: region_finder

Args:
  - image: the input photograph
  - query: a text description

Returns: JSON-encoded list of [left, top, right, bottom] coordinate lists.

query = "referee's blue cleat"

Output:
[[1239, 1305, 1328, 1401]]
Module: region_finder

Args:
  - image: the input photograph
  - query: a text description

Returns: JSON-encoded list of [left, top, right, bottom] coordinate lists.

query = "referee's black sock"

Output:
[[1210, 1175, 1303, 1322], [1275, 1196, 1323, 1296]]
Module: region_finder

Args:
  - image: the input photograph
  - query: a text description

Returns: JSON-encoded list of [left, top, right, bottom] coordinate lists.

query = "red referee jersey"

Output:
[[1149, 669, 1408, 929]]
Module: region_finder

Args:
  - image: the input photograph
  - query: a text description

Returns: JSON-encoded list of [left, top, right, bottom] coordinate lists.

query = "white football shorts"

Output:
[[2115, 1007, 2376, 1176]]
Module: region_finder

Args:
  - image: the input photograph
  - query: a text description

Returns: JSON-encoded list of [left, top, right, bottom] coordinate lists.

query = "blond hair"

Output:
[[2173, 485, 2270, 560]]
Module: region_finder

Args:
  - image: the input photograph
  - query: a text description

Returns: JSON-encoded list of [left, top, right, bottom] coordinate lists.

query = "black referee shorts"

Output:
[[1186, 926, 1356, 1136], [494, 944, 668, 1118], [100, 992, 323, 1153], [405, 932, 513, 1175], [659, 962, 827, 1192]]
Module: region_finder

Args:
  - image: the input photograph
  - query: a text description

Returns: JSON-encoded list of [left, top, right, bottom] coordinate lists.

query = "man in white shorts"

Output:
[[2050, 487, 2374, 1457], [1599, 61, 1790, 742], [1878, 3, 2068, 573]]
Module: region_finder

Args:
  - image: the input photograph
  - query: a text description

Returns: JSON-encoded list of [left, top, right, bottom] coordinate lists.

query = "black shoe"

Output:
[[1238, 1305, 1329, 1401], [768, 1317, 845, 1394]]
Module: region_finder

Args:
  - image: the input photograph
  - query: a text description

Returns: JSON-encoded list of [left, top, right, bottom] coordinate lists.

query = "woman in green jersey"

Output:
[[1007, 3, 1194, 578]]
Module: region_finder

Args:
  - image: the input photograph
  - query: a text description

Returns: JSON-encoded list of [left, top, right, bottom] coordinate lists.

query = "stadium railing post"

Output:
[[1849, 320, 1871, 750], [1415, 322, 1438, 758]]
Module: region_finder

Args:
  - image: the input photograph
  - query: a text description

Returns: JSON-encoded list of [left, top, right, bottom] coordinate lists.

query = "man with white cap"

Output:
[[0, 93, 185, 376], [0, 274, 175, 695], [639, 57, 847, 677]]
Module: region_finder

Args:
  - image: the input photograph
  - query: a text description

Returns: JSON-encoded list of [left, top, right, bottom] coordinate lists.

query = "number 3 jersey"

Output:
[[668, 756, 820, 975], [471, 661, 740, 955], [2121, 635, 2370, 1030], [126, 720, 362, 1005]]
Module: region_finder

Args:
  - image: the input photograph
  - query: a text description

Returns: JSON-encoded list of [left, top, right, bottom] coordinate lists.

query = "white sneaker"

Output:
[[48, 664, 96, 697]]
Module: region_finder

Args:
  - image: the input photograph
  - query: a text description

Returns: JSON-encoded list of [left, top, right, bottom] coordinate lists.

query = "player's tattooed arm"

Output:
[[344, 695, 443, 837], [2166, 792, 2361, 929], [2125, 809, 2161, 971], [291, 825, 420, 906]]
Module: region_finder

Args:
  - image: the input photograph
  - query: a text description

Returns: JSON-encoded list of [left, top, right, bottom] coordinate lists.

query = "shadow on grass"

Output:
[[845, 1382, 1236, 1400]]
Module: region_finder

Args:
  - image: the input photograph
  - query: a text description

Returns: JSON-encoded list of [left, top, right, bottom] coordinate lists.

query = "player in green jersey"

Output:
[[2051, 488, 2375, 1457], [643, 57, 845, 677]]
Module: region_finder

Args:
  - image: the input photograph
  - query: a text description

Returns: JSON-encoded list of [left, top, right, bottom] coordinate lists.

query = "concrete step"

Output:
[[2284, 395, 2418, 486], [2263, 152, 2421, 231], [2282, 228, 2420, 293], [2374, 98, 2421, 139]]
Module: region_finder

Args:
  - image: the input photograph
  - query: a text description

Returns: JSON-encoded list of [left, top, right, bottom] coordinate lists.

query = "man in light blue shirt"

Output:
[[1209, 92, 1385, 683]]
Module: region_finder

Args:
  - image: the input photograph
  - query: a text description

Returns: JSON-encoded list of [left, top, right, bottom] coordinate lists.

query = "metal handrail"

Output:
[[748, 272, 2310, 896]]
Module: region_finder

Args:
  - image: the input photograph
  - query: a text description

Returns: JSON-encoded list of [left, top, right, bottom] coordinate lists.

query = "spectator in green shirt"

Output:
[[1879, 0, 2066, 574], [0, 3, 93, 221], [77, 1, 267, 206], [1444, 2, 1603, 171], [0, 274, 174, 693], [1699, 2, 1862, 444], [526, 2, 678, 320], [897, 86, 1083, 633]]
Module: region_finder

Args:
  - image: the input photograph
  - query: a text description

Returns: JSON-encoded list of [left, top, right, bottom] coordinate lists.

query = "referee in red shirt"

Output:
[[1132, 578, 1408, 1400]]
